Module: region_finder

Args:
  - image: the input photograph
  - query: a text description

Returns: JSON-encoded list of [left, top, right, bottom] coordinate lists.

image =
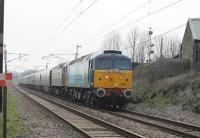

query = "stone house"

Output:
[[181, 18, 200, 71]]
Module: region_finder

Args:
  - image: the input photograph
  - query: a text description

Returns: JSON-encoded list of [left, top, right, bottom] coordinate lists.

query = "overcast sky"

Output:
[[4, 0, 200, 72]]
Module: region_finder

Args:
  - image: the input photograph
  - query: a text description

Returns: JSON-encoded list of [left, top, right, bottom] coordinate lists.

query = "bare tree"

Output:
[[102, 31, 122, 50], [126, 27, 139, 62], [153, 37, 162, 58], [163, 35, 181, 58], [135, 31, 148, 63]]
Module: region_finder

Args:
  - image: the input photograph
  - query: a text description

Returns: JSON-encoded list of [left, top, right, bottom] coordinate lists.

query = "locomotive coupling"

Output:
[[123, 89, 132, 98], [96, 88, 106, 98]]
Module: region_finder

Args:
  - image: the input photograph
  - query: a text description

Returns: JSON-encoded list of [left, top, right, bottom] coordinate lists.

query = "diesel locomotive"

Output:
[[19, 50, 133, 108]]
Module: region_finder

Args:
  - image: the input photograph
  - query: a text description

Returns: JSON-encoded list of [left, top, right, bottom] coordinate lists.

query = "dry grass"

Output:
[[133, 72, 200, 113], [0, 89, 27, 138]]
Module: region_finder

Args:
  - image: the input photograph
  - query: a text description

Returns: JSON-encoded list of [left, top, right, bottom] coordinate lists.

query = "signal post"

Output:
[[0, 0, 4, 112]]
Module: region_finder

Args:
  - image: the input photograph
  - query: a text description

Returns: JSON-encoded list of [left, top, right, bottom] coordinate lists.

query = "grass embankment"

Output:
[[0, 89, 27, 138], [133, 72, 200, 113]]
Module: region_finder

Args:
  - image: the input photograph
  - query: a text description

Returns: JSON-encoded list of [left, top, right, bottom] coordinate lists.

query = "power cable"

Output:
[[44, 0, 99, 47], [117, 0, 183, 31], [26, 0, 98, 68], [121, 23, 186, 51], [40, 0, 82, 49], [82, 0, 151, 44], [83, 0, 184, 45]]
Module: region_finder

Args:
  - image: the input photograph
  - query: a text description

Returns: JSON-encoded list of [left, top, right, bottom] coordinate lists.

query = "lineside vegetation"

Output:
[[0, 89, 27, 138]]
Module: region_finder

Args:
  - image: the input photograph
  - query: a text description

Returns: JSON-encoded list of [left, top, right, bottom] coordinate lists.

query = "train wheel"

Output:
[[69, 89, 73, 102], [88, 95, 95, 107], [77, 89, 82, 102], [73, 89, 78, 102], [118, 104, 126, 111], [81, 89, 85, 102], [66, 89, 70, 100], [92, 96, 102, 108], [85, 90, 91, 106], [51, 87, 55, 95], [72, 89, 76, 102]]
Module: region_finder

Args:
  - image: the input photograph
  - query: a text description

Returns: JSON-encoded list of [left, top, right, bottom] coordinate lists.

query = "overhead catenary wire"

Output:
[[25, 0, 98, 69], [82, 0, 151, 44], [88, 24, 186, 55], [33, 0, 98, 56], [121, 23, 186, 51], [79, 23, 186, 57], [40, 0, 82, 48], [43, 0, 99, 48], [83, 0, 184, 45], [117, 0, 183, 31]]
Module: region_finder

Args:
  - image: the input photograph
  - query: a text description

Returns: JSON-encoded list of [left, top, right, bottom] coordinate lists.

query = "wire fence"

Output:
[[134, 58, 190, 82]]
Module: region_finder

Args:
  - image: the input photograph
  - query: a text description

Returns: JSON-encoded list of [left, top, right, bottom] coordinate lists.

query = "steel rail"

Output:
[[16, 87, 144, 138], [99, 109, 200, 138], [125, 110, 200, 131], [16, 87, 93, 138], [18, 86, 200, 138]]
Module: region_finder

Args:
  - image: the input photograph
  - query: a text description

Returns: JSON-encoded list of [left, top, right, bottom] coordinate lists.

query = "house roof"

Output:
[[188, 18, 200, 40]]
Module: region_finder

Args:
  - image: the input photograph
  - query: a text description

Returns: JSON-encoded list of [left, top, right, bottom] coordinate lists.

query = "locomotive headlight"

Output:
[[105, 76, 108, 79], [96, 88, 106, 98], [123, 89, 132, 98]]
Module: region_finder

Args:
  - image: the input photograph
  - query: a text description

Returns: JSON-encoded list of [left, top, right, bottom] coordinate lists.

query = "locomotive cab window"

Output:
[[95, 59, 113, 70], [114, 59, 131, 70], [95, 59, 131, 70]]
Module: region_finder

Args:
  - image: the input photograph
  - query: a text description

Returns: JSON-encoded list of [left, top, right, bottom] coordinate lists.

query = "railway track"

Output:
[[100, 109, 200, 138], [16, 87, 144, 138], [17, 86, 200, 138]]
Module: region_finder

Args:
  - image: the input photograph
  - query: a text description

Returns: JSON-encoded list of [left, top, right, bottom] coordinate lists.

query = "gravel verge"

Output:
[[11, 87, 85, 138], [127, 103, 200, 127]]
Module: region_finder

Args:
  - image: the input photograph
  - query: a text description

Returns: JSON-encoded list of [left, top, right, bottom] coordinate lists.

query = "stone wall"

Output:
[[182, 24, 193, 63], [193, 40, 200, 71]]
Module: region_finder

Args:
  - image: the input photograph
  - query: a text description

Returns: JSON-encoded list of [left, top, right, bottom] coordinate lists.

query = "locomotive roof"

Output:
[[68, 53, 93, 65], [94, 53, 130, 60], [68, 50, 130, 65], [52, 62, 68, 69], [18, 50, 130, 80]]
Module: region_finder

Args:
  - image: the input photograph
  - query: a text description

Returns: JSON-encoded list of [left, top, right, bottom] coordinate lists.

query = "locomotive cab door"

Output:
[[63, 66, 67, 86], [88, 59, 94, 87], [49, 70, 52, 87]]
